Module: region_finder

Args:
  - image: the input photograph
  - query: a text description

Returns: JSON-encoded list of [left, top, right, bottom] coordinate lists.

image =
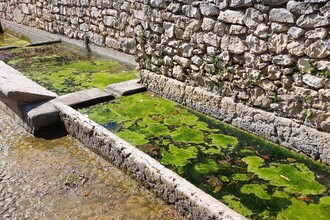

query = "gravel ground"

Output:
[[0, 108, 185, 220]]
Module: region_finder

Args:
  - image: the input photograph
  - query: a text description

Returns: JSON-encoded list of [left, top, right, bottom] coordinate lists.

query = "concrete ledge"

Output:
[[0, 45, 19, 51], [21, 88, 115, 132], [0, 19, 138, 67], [141, 70, 330, 165], [53, 101, 246, 220], [25, 39, 61, 47], [105, 79, 146, 97], [56, 88, 114, 108]]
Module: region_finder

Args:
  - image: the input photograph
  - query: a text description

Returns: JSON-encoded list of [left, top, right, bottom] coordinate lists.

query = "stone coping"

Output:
[[141, 70, 330, 165], [53, 101, 246, 220]]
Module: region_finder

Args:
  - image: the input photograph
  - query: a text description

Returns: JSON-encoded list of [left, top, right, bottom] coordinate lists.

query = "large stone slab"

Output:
[[21, 88, 115, 132], [0, 61, 57, 103], [56, 88, 114, 108], [105, 79, 146, 97]]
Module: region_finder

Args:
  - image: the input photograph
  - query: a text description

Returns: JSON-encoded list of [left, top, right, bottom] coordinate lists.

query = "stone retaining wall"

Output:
[[53, 101, 246, 220], [0, 0, 329, 133]]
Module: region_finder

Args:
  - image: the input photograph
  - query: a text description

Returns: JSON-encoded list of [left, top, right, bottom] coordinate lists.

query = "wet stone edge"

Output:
[[140, 70, 330, 165], [52, 101, 246, 220]]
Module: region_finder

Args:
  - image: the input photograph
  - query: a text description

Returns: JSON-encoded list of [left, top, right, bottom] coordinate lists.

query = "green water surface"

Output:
[[79, 92, 330, 220], [0, 33, 29, 47], [4, 45, 137, 95]]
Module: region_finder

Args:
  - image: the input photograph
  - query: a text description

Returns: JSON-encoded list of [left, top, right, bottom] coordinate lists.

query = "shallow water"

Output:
[[0, 33, 29, 47], [2, 45, 137, 95], [0, 108, 185, 220], [80, 92, 330, 219]]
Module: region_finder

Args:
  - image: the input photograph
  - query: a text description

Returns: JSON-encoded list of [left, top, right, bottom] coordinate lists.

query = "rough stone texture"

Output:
[[54, 101, 246, 220], [1, 0, 329, 152], [141, 70, 330, 165]]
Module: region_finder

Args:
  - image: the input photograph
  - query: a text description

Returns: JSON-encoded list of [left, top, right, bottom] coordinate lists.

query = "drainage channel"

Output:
[[1, 30, 330, 219]]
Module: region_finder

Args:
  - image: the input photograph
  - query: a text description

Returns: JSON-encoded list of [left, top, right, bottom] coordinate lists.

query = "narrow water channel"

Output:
[[0, 108, 185, 219], [79, 92, 330, 220]]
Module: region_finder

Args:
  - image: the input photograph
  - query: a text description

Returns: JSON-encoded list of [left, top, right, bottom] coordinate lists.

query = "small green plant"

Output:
[[304, 108, 315, 120], [63, 173, 79, 187], [269, 92, 280, 103]]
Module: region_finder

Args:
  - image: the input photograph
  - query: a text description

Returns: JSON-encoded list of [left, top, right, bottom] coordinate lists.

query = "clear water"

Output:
[[0, 108, 185, 219], [79, 92, 330, 219]]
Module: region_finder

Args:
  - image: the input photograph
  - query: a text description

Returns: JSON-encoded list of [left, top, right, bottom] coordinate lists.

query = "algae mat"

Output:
[[3, 45, 137, 95], [80, 92, 330, 220], [0, 33, 29, 47]]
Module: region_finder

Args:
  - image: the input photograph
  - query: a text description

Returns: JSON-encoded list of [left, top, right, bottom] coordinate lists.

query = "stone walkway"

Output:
[[0, 109, 185, 220]]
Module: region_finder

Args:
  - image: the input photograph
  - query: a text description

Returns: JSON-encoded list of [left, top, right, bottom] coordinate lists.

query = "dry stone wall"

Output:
[[0, 0, 329, 133]]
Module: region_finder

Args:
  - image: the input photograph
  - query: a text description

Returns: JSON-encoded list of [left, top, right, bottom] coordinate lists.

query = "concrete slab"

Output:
[[0, 61, 57, 103], [56, 88, 114, 108], [21, 88, 114, 132], [105, 79, 146, 97]]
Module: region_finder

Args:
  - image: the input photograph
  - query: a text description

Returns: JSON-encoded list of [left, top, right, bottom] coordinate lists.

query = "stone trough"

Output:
[[0, 50, 245, 220]]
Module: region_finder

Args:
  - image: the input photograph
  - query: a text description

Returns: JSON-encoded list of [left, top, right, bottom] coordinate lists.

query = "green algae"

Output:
[[0, 33, 29, 47], [210, 133, 238, 149], [241, 184, 271, 200], [194, 159, 219, 175], [5, 45, 136, 95], [80, 92, 330, 220], [232, 173, 249, 182], [243, 156, 325, 195], [116, 130, 148, 146], [161, 145, 198, 167], [276, 197, 330, 220], [222, 195, 253, 217], [171, 127, 204, 144]]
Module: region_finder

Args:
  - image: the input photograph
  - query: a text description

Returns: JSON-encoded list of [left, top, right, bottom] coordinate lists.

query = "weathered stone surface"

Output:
[[287, 41, 305, 56], [269, 8, 294, 23], [0, 61, 57, 103], [230, 0, 253, 8], [297, 57, 311, 73], [218, 10, 245, 24], [182, 5, 201, 19], [244, 8, 263, 29], [305, 28, 328, 39], [272, 55, 293, 66], [261, 0, 289, 5], [302, 74, 325, 89], [200, 3, 219, 17], [305, 40, 330, 58], [105, 79, 146, 97], [288, 26, 305, 39], [246, 35, 267, 54], [269, 34, 288, 54], [287, 1, 314, 14], [296, 14, 329, 28]]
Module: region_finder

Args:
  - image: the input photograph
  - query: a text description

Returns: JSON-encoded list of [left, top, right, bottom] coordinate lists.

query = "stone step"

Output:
[[105, 79, 146, 97]]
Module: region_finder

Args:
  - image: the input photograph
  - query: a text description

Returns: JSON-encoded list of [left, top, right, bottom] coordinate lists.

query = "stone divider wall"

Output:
[[0, 0, 329, 133], [53, 100, 246, 220]]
